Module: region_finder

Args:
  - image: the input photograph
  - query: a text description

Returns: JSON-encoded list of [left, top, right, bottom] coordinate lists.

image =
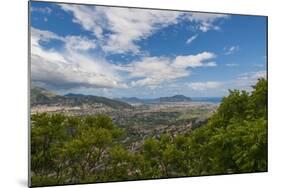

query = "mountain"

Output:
[[63, 93, 133, 109], [158, 95, 192, 102], [31, 86, 132, 109], [30, 86, 60, 105], [119, 95, 192, 104], [64, 93, 85, 97]]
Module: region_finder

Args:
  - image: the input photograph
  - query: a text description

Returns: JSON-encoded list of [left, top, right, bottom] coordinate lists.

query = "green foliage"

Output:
[[187, 78, 268, 176], [31, 79, 267, 186], [31, 114, 124, 186]]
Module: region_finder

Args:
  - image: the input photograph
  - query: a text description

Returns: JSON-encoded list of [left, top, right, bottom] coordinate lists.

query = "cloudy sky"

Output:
[[30, 1, 267, 98]]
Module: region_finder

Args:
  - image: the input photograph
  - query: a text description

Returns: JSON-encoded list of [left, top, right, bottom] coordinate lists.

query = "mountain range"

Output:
[[118, 95, 192, 104], [31, 86, 193, 109], [31, 86, 133, 109]]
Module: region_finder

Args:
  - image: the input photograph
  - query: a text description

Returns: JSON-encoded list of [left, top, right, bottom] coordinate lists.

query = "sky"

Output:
[[30, 1, 267, 98]]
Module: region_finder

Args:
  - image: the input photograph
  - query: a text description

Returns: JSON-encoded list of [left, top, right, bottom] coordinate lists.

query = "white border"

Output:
[[1, 0, 280, 187]]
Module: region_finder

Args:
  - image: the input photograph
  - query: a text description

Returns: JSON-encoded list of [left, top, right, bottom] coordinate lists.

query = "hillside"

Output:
[[63, 93, 133, 109], [31, 86, 132, 109], [158, 95, 192, 102], [30, 86, 60, 105]]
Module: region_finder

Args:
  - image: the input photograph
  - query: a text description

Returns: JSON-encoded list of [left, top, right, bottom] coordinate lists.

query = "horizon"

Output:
[[30, 1, 267, 98], [64, 92, 224, 99], [33, 85, 224, 99]]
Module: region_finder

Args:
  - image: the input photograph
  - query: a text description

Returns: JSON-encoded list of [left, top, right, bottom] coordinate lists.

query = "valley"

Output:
[[31, 86, 218, 149], [30, 79, 268, 186]]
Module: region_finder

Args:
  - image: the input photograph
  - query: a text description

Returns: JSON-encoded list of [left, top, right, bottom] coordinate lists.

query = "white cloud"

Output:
[[185, 13, 229, 32], [60, 4, 105, 39], [224, 45, 239, 55], [31, 28, 67, 64], [172, 52, 216, 68], [31, 27, 218, 90], [59, 4, 229, 54], [31, 54, 125, 89], [188, 81, 223, 90], [117, 51, 216, 87], [31, 6, 52, 14], [238, 71, 266, 81], [186, 34, 198, 44], [101, 7, 181, 54], [129, 57, 189, 87], [31, 28, 126, 89], [61, 5, 181, 54], [64, 36, 96, 51], [31, 27, 64, 42], [234, 70, 266, 91]]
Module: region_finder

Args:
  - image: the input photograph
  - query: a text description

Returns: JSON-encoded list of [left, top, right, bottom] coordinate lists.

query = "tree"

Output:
[[187, 78, 268, 176], [31, 79, 268, 186]]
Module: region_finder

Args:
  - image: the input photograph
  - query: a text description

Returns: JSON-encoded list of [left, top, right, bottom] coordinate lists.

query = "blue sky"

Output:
[[30, 1, 267, 98]]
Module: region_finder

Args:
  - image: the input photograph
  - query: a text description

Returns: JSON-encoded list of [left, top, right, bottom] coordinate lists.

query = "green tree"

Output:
[[31, 78, 268, 186]]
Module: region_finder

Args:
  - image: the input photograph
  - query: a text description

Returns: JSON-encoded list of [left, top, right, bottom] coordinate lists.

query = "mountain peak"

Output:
[[31, 87, 133, 109], [64, 93, 86, 97], [159, 95, 191, 102]]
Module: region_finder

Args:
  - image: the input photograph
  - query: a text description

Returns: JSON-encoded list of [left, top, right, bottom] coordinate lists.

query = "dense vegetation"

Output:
[[31, 79, 267, 187]]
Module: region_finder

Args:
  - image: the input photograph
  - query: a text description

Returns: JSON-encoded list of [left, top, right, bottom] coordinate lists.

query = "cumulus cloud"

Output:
[[64, 36, 96, 51], [224, 45, 239, 55], [31, 27, 218, 90], [31, 55, 123, 89], [173, 52, 216, 68], [117, 52, 216, 87], [59, 4, 229, 54], [188, 81, 223, 90], [31, 28, 67, 64], [31, 4, 229, 91], [31, 28, 97, 52], [129, 57, 190, 87], [100, 7, 181, 54], [61, 5, 181, 54], [186, 34, 198, 44], [31, 27, 127, 89], [60, 4, 105, 39]]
